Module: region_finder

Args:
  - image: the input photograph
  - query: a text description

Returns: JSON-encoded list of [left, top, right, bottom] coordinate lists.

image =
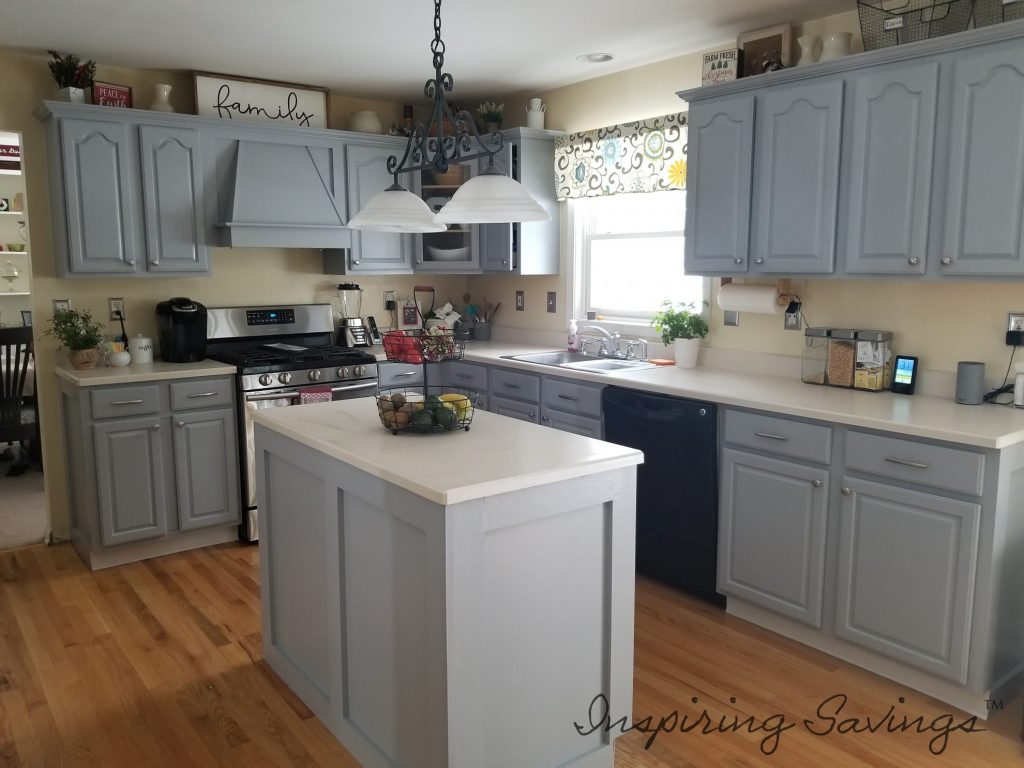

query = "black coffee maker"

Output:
[[156, 298, 208, 362]]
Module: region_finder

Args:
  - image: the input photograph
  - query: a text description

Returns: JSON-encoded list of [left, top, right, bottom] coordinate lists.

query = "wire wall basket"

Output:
[[382, 329, 466, 364], [973, 0, 1024, 26], [858, 0, 973, 49]]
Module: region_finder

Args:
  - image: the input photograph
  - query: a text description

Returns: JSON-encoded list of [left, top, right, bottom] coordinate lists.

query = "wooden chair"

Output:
[[0, 327, 38, 463]]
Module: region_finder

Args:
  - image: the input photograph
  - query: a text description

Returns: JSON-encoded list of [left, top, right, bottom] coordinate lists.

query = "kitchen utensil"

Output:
[[414, 285, 436, 323]]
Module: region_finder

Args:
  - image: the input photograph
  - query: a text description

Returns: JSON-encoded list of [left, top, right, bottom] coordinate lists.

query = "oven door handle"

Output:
[[331, 381, 378, 394], [244, 381, 377, 402]]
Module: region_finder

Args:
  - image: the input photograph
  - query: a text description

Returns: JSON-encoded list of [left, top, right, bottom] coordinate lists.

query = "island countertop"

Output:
[[253, 398, 643, 505]]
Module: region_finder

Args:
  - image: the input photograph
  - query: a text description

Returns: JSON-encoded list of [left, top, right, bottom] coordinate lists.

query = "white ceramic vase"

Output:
[[525, 98, 546, 130], [150, 84, 175, 112], [56, 87, 86, 104], [673, 338, 701, 369], [796, 35, 822, 67], [820, 32, 853, 62], [350, 110, 384, 134]]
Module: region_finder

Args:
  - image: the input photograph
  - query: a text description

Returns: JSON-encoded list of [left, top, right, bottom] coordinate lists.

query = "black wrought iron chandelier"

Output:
[[347, 0, 549, 232]]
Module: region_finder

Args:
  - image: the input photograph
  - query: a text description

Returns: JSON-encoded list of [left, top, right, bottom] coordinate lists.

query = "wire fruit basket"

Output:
[[857, 0, 972, 50], [376, 387, 477, 435], [973, 0, 1024, 26], [382, 328, 465, 364]]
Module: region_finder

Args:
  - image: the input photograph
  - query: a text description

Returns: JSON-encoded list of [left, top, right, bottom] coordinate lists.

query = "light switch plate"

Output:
[[53, 299, 70, 315], [515, 291, 525, 311], [724, 310, 739, 327], [546, 292, 556, 313]]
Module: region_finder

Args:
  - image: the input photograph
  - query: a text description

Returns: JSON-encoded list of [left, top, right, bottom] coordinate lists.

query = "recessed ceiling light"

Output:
[[576, 53, 614, 64]]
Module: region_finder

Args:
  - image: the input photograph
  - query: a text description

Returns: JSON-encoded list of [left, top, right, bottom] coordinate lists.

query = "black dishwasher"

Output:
[[602, 387, 723, 606]]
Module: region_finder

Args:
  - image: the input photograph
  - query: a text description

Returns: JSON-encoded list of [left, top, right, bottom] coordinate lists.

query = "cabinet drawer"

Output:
[[378, 363, 424, 388], [723, 409, 832, 464], [169, 377, 234, 411], [90, 385, 161, 420], [541, 407, 602, 439], [844, 431, 984, 497], [490, 368, 540, 403], [542, 376, 603, 418], [490, 394, 540, 423], [444, 361, 488, 392]]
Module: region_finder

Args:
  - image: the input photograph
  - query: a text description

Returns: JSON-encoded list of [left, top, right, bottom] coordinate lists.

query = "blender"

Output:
[[337, 283, 369, 347]]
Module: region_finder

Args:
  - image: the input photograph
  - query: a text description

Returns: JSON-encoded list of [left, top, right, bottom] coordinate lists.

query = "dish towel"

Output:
[[299, 385, 333, 405]]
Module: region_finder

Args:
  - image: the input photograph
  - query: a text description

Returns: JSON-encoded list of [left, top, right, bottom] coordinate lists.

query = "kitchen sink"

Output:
[[501, 351, 655, 375]]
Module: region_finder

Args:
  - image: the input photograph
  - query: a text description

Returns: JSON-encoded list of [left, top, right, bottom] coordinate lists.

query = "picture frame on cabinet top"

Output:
[[738, 24, 793, 77]]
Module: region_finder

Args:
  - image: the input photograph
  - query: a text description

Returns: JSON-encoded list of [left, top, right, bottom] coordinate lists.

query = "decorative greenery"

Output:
[[476, 101, 504, 124], [47, 50, 96, 89], [45, 309, 104, 351], [651, 301, 709, 345]]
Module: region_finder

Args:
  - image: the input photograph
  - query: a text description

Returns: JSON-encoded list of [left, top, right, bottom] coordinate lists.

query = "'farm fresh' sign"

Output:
[[194, 72, 328, 128]]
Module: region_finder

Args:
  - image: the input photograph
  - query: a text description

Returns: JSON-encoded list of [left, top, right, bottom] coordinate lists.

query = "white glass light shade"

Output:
[[433, 171, 550, 224], [347, 186, 447, 233]]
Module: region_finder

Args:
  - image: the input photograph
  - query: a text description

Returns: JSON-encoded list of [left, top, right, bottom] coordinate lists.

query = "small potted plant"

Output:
[[476, 101, 504, 132], [651, 300, 709, 369], [46, 308, 105, 369], [47, 50, 97, 103]]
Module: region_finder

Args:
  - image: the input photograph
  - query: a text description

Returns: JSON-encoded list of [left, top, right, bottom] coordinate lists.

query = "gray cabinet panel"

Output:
[[169, 377, 234, 411], [490, 368, 540, 402], [684, 95, 755, 274], [753, 80, 844, 274], [723, 409, 832, 464], [844, 430, 984, 497], [89, 384, 161, 420], [93, 416, 167, 546], [173, 408, 240, 531], [844, 63, 938, 274], [940, 42, 1024, 275], [443, 361, 488, 392], [836, 477, 980, 682], [490, 394, 540, 424], [541, 376, 604, 419], [481, 142, 515, 272], [139, 125, 208, 273], [718, 449, 828, 627], [540, 407, 602, 438], [345, 143, 413, 273], [60, 118, 139, 274]]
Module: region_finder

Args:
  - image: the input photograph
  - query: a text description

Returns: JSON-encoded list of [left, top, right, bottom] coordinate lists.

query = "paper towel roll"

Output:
[[716, 284, 784, 315]]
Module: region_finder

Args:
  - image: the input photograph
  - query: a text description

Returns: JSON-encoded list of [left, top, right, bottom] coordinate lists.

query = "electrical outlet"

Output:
[[546, 292, 557, 313], [784, 308, 802, 331], [383, 290, 397, 310], [52, 299, 70, 315], [108, 297, 125, 321], [515, 291, 525, 311], [1009, 313, 1024, 332]]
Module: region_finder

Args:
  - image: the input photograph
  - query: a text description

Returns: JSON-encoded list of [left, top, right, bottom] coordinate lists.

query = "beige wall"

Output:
[[0, 47, 466, 536], [478, 10, 1020, 380], [0, 172, 31, 321]]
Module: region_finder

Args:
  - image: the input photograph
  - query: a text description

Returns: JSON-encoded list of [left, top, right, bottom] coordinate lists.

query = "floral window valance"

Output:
[[554, 112, 687, 200]]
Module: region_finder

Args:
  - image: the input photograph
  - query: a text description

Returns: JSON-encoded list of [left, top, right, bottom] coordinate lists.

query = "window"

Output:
[[570, 191, 705, 329]]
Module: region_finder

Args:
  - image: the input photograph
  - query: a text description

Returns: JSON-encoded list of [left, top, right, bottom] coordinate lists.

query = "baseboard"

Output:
[[85, 525, 239, 570]]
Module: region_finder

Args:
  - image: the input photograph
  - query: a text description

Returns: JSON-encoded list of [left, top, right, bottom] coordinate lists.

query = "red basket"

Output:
[[382, 329, 465, 363]]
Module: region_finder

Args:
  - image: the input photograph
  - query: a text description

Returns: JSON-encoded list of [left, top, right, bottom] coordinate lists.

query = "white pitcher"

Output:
[[820, 32, 852, 62], [796, 34, 822, 67], [525, 98, 546, 130]]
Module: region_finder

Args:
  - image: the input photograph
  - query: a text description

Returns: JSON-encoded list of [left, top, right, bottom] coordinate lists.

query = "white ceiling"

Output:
[[1, 0, 854, 101]]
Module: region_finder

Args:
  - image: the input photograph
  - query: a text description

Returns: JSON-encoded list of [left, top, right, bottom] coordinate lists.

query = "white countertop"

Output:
[[55, 358, 237, 386], [253, 398, 643, 506], [450, 342, 1024, 450]]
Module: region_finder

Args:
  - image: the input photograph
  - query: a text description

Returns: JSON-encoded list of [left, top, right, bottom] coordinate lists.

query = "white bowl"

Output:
[[427, 245, 470, 261]]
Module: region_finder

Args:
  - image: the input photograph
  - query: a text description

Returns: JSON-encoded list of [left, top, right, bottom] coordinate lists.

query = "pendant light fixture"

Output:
[[347, 0, 549, 232]]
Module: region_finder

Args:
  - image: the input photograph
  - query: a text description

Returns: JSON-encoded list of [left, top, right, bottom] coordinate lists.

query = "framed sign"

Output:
[[702, 49, 743, 86], [193, 72, 329, 128], [738, 24, 793, 77], [0, 143, 19, 174], [92, 82, 132, 108]]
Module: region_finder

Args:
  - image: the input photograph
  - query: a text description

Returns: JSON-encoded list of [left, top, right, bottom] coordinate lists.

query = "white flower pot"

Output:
[[673, 338, 701, 369], [150, 84, 175, 112], [56, 87, 86, 104]]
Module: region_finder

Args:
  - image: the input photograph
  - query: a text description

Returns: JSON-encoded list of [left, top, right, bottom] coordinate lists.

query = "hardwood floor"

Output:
[[0, 542, 1020, 767]]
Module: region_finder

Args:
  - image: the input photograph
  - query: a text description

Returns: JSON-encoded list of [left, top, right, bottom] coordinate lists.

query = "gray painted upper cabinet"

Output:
[[343, 142, 414, 273], [939, 40, 1024, 276], [752, 81, 844, 274], [842, 63, 938, 275], [60, 118, 141, 275], [684, 95, 754, 274], [139, 125, 208, 273]]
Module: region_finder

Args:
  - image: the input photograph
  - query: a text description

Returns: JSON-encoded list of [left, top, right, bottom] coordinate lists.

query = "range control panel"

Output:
[[246, 308, 296, 326]]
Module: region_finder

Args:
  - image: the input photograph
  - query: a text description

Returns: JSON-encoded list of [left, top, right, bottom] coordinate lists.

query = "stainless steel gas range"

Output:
[[207, 304, 377, 541]]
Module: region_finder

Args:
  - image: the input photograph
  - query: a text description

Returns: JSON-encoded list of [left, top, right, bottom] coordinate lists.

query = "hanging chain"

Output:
[[430, 0, 445, 72]]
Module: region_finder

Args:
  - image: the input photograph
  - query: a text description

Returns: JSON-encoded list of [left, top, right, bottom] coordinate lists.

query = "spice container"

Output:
[[827, 329, 857, 388], [854, 330, 893, 392], [801, 328, 830, 385]]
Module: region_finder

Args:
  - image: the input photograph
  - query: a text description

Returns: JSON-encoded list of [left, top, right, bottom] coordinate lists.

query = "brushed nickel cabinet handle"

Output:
[[352, 259, 361, 265], [503, 382, 521, 389], [908, 256, 919, 265], [941, 257, 952, 266], [734, 258, 743, 265], [151, 423, 160, 431], [111, 399, 144, 406], [187, 391, 217, 398], [456, 373, 472, 379], [557, 394, 578, 401], [754, 258, 764, 264], [811, 479, 823, 488], [395, 371, 418, 378], [753, 431, 789, 441], [176, 421, 185, 428], [884, 456, 929, 470]]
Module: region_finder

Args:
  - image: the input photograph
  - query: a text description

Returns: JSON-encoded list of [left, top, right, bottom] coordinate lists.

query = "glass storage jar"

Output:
[[827, 329, 858, 388], [801, 328, 830, 385], [854, 330, 894, 392]]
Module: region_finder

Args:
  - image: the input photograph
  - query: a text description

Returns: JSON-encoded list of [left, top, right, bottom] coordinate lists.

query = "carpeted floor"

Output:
[[0, 460, 47, 550]]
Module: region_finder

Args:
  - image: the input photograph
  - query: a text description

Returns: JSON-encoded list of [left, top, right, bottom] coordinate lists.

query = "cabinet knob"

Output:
[[542, 415, 550, 422], [416, 257, 423, 264], [841, 487, 852, 496], [150, 258, 159, 266], [754, 258, 764, 264], [734, 258, 743, 265], [941, 257, 952, 266], [352, 259, 360, 265], [176, 421, 185, 428], [698, 408, 707, 416], [811, 479, 823, 488], [151, 424, 160, 431], [908, 256, 919, 266], [126, 259, 136, 267], [502, 259, 508, 266], [530, 412, 536, 419]]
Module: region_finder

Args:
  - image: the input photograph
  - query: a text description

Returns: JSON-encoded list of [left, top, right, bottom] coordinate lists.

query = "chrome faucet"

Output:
[[578, 326, 622, 358]]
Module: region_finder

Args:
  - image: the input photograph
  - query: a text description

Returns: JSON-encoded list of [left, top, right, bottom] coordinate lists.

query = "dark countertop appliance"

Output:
[[156, 297, 208, 363], [602, 387, 723, 606]]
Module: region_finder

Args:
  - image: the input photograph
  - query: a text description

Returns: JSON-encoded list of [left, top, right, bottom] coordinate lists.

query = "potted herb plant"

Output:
[[651, 300, 709, 369], [47, 50, 97, 103], [476, 101, 504, 132], [46, 308, 105, 369]]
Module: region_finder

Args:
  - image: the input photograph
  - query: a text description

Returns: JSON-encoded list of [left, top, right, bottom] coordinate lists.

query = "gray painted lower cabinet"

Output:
[[59, 375, 241, 570]]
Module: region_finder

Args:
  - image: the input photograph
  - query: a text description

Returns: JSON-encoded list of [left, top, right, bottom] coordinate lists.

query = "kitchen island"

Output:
[[253, 399, 643, 768]]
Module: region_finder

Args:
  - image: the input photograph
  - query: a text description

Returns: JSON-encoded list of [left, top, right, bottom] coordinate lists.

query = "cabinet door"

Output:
[[173, 408, 241, 531], [345, 143, 413, 273], [416, 160, 481, 273], [540, 407, 602, 438], [844, 63, 938, 274], [93, 416, 167, 546], [480, 142, 515, 272], [940, 43, 1024, 275], [836, 477, 979, 683], [752, 81, 844, 274], [489, 394, 540, 424], [684, 95, 755, 274], [139, 125, 208, 274], [60, 118, 139, 274], [718, 449, 828, 627]]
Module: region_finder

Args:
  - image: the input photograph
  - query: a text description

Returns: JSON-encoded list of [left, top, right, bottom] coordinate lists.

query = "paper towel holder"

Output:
[[719, 277, 796, 307]]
